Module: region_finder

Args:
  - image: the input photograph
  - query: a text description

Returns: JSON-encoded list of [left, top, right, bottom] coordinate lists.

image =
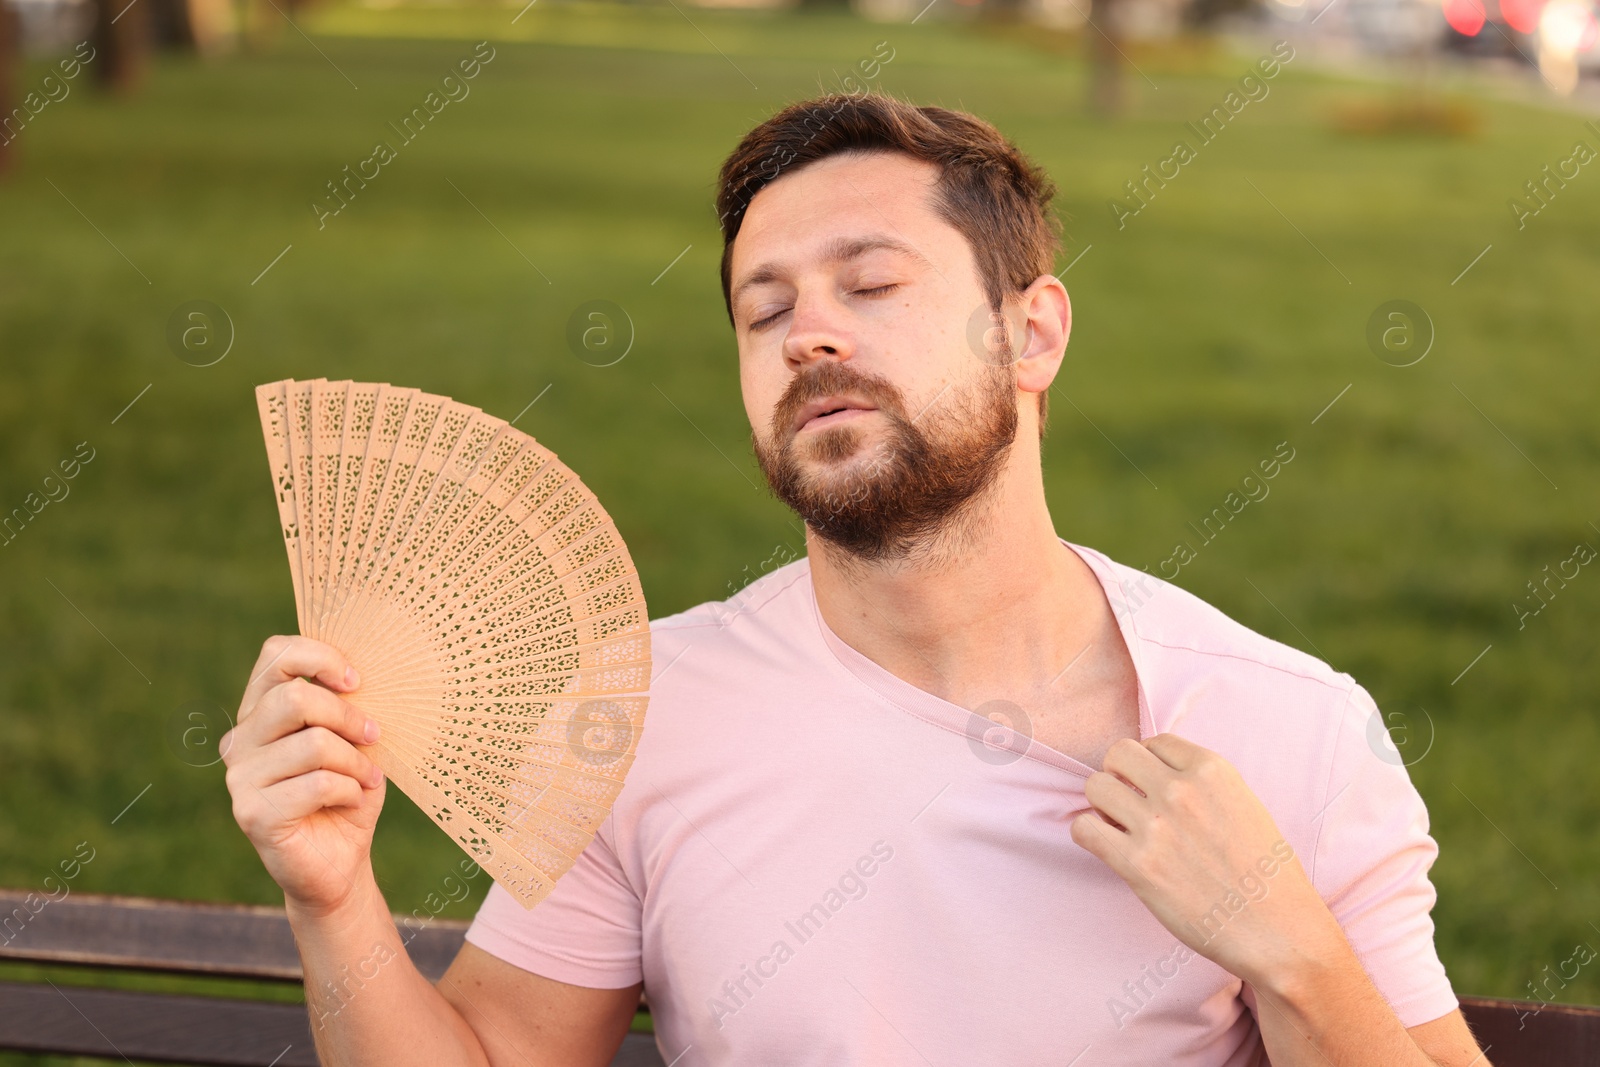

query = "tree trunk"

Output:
[[0, 0, 17, 175], [1087, 0, 1125, 116], [151, 0, 198, 51], [94, 0, 151, 93]]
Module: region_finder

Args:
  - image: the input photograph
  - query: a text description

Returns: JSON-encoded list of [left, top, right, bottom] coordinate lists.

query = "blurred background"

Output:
[[1, 0, 1598, 1054]]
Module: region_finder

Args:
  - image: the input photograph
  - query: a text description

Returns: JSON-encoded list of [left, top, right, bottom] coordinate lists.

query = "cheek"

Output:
[[927, 306, 981, 375], [892, 336, 966, 406], [739, 356, 782, 436]]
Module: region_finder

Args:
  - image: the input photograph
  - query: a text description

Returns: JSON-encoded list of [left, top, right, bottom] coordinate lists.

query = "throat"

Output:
[[1021, 660, 1142, 771]]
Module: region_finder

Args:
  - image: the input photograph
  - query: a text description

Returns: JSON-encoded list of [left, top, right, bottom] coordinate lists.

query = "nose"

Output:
[[781, 290, 855, 371]]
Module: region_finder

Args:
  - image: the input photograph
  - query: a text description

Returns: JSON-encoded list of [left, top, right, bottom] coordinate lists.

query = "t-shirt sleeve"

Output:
[[463, 816, 644, 989], [1305, 681, 1458, 1027]]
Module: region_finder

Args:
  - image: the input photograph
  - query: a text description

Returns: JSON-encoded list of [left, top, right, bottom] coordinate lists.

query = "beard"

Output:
[[752, 357, 1019, 563]]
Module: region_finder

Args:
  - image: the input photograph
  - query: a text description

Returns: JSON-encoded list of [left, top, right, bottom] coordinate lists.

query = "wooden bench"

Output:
[[0, 889, 663, 1066], [3, 889, 1597, 1065]]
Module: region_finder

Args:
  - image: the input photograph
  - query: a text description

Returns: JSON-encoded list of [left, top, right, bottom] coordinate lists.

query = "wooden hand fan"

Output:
[[254, 378, 650, 909]]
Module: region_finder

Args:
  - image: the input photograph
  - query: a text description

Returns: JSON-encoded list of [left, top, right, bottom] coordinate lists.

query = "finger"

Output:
[[240, 636, 360, 721], [238, 677, 378, 751], [1070, 810, 1133, 876], [252, 769, 366, 824], [1102, 736, 1174, 796], [1142, 732, 1208, 772], [1084, 769, 1145, 832], [239, 727, 383, 792]]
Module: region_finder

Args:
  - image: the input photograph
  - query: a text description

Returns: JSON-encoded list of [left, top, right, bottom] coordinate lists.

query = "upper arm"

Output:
[[1408, 1008, 1492, 1067], [438, 940, 643, 1067], [1309, 685, 1461, 1028]]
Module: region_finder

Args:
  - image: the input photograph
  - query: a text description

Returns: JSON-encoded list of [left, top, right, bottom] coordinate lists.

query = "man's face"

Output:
[[729, 150, 1023, 561]]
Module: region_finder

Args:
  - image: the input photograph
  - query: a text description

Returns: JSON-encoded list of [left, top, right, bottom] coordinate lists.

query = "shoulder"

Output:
[[1074, 541, 1354, 705], [1073, 545, 1416, 862], [645, 556, 818, 683]]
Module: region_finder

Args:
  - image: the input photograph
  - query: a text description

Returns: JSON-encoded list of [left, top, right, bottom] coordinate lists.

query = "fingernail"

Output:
[[344, 666, 360, 689], [369, 765, 384, 788], [364, 719, 380, 744]]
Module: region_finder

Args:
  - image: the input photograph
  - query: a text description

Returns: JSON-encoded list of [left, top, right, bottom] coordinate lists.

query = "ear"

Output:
[[1011, 273, 1071, 402]]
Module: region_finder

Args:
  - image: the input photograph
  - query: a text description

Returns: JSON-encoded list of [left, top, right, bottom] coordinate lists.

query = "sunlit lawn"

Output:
[[2, 6, 1598, 1059]]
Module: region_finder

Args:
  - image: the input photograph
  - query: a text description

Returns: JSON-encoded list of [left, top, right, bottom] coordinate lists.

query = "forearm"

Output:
[[288, 874, 489, 1067], [1250, 922, 1435, 1067]]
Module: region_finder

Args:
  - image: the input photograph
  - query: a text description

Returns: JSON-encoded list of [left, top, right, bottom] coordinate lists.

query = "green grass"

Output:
[[2, 3, 1598, 1058]]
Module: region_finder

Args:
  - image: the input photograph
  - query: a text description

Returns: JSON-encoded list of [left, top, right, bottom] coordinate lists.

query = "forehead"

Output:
[[729, 151, 963, 287]]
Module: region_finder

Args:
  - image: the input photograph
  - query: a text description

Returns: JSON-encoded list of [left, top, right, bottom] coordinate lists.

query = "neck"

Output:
[[806, 440, 1112, 711]]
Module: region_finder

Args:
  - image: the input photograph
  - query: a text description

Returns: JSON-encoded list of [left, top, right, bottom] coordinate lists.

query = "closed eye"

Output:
[[749, 306, 790, 331], [746, 284, 900, 331], [855, 283, 899, 299]]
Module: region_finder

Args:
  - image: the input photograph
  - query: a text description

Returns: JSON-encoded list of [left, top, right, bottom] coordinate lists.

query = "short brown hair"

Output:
[[714, 93, 1063, 426]]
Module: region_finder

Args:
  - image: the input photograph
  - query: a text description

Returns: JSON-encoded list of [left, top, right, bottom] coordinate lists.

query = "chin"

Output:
[[796, 443, 897, 509], [795, 422, 887, 468]]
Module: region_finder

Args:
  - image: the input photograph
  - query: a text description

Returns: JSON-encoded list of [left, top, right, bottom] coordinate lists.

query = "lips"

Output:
[[792, 395, 879, 435]]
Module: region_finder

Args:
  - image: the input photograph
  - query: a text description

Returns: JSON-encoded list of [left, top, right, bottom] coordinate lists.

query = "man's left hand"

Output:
[[1070, 733, 1344, 987]]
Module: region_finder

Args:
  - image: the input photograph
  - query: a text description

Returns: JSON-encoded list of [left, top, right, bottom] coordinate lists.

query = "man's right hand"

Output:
[[218, 635, 640, 1067], [222, 635, 385, 917]]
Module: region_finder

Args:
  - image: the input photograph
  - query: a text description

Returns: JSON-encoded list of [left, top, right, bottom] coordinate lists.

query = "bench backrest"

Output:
[[0, 888, 481, 1066], [0, 888, 466, 981], [1459, 994, 1600, 1065], [3, 890, 1597, 1066]]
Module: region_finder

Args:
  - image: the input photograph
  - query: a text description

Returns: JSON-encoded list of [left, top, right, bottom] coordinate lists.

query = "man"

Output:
[[223, 94, 1491, 1065]]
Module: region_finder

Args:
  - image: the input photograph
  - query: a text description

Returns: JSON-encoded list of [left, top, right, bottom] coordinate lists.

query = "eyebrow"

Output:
[[730, 234, 933, 313]]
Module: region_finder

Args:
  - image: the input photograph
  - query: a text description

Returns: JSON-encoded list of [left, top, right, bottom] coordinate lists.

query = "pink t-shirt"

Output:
[[465, 540, 1458, 1065]]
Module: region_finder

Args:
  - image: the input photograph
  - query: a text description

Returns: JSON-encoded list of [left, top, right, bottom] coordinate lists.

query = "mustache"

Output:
[[770, 361, 907, 442]]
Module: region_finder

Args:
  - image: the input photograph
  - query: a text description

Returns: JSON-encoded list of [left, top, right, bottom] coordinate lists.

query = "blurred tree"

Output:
[[244, 0, 314, 52], [0, 0, 16, 174], [1088, 0, 1125, 114], [92, 0, 151, 92], [152, 0, 234, 55], [1183, 0, 1258, 27], [151, 0, 199, 49]]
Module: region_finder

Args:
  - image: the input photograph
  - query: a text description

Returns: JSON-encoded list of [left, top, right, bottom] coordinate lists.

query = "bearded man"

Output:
[[223, 94, 1490, 1066]]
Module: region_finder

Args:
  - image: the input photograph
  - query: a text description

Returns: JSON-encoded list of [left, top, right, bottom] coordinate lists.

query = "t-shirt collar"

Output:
[[804, 539, 1157, 778]]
